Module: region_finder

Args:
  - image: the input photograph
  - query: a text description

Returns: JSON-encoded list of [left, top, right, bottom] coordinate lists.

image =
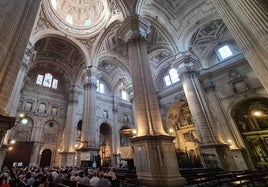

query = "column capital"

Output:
[[172, 52, 200, 80], [68, 85, 80, 104], [82, 66, 99, 89], [117, 15, 151, 43], [22, 42, 36, 72]]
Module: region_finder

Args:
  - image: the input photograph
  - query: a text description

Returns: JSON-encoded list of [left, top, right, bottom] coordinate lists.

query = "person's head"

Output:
[[40, 176, 47, 184], [99, 173, 104, 178], [0, 175, 8, 184]]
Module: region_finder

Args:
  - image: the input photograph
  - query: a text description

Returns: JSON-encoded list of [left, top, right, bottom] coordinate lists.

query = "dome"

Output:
[[45, 0, 109, 37]]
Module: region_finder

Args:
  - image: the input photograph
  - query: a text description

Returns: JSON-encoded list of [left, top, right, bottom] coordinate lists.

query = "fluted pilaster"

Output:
[[118, 15, 186, 187], [7, 42, 36, 116], [118, 15, 166, 136], [0, 0, 41, 115], [80, 66, 98, 149], [212, 0, 268, 92], [174, 52, 217, 145]]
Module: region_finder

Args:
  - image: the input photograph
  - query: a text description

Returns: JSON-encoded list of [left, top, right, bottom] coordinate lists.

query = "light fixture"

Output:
[[132, 129, 137, 134], [14, 113, 28, 127], [252, 110, 263, 117], [10, 140, 16, 144]]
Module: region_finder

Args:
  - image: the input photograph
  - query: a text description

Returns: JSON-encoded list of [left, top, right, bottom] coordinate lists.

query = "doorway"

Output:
[[40, 149, 52, 168]]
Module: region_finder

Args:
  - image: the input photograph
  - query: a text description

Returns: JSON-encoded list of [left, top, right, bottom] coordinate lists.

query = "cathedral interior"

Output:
[[0, 0, 268, 186]]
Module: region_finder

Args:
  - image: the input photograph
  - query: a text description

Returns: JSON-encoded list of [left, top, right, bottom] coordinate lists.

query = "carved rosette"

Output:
[[117, 15, 151, 44], [82, 66, 99, 89]]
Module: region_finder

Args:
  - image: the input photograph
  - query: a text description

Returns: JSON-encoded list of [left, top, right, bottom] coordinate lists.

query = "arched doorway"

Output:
[[233, 98, 268, 169], [166, 100, 202, 168], [40, 149, 52, 168], [99, 123, 112, 166]]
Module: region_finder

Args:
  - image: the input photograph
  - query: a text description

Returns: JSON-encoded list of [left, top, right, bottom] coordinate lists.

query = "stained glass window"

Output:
[[36, 73, 58, 89], [36, 75, 44, 85], [52, 79, 58, 89], [85, 19, 92, 26], [43, 73, 52, 87]]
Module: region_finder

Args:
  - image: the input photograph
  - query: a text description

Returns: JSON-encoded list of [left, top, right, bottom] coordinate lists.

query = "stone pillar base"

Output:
[[231, 148, 254, 170], [200, 143, 236, 170], [131, 135, 187, 187], [76, 147, 99, 167], [60, 152, 75, 167]]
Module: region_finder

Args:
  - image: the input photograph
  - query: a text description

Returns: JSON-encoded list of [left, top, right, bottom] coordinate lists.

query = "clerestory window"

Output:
[[164, 68, 180, 86], [217, 45, 234, 61], [36, 73, 58, 89]]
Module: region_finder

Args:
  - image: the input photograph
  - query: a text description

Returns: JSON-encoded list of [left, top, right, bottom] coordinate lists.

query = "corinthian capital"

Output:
[[117, 15, 151, 43], [82, 66, 99, 89], [22, 42, 36, 67], [172, 51, 200, 80]]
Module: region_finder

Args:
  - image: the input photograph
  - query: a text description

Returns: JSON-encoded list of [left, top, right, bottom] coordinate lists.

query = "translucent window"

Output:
[[218, 45, 233, 60], [66, 14, 73, 25], [164, 76, 172, 86], [51, 0, 57, 9], [97, 80, 105, 93], [85, 19, 92, 26], [121, 90, 128, 100], [52, 79, 58, 89], [164, 68, 179, 86], [43, 73, 53, 87], [169, 68, 179, 83], [36, 75, 44, 85], [99, 83, 104, 93]]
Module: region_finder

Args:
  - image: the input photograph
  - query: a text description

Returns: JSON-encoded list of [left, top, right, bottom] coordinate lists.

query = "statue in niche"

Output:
[[238, 120, 248, 132]]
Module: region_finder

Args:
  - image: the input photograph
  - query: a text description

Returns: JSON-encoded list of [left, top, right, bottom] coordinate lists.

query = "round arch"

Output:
[[30, 30, 90, 64], [231, 97, 268, 168]]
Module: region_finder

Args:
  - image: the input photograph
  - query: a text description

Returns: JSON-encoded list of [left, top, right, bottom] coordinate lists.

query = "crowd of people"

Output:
[[0, 166, 119, 187]]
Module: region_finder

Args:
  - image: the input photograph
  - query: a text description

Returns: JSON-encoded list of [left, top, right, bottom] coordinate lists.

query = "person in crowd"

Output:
[[24, 172, 35, 187], [0, 175, 10, 187], [80, 172, 90, 185], [38, 176, 49, 187], [107, 168, 117, 187], [96, 173, 111, 187], [89, 172, 99, 187]]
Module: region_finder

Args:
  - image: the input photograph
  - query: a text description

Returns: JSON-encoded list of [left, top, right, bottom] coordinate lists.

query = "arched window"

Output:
[[97, 80, 105, 94], [164, 68, 180, 86], [121, 90, 128, 101], [43, 73, 53, 87], [36, 72, 58, 89], [66, 14, 73, 25]]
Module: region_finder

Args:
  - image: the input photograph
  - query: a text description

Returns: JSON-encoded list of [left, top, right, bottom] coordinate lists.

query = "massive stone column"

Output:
[[3, 42, 36, 150], [7, 42, 36, 116], [118, 15, 186, 187], [0, 0, 41, 115], [0, 0, 41, 166], [174, 52, 234, 170], [60, 85, 80, 166], [204, 81, 240, 170], [112, 98, 120, 168], [211, 0, 268, 92], [78, 66, 99, 164]]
